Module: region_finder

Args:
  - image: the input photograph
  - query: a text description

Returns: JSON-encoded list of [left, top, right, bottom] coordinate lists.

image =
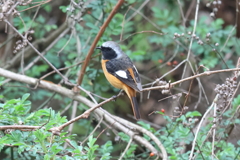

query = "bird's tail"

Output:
[[130, 96, 141, 120], [123, 85, 141, 120]]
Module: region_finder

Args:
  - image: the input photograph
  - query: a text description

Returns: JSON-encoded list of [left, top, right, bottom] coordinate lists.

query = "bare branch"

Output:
[[143, 68, 240, 91], [0, 125, 40, 131]]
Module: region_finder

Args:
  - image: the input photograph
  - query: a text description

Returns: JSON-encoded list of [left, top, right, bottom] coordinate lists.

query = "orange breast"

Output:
[[101, 59, 123, 89]]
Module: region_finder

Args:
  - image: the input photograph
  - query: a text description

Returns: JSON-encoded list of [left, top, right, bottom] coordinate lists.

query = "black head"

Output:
[[96, 41, 123, 60]]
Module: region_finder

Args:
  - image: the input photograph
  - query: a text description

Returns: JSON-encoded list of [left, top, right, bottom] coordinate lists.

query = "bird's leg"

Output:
[[111, 89, 124, 101], [117, 89, 124, 96]]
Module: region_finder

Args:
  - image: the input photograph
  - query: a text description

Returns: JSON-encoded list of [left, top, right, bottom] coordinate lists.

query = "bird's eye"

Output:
[[105, 47, 112, 51]]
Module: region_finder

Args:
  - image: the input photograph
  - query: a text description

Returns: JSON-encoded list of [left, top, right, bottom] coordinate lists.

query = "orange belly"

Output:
[[101, 59, 123, 89]]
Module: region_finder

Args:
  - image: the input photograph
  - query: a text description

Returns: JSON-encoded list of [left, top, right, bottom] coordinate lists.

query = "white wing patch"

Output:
[[115, 70, 128, 79]]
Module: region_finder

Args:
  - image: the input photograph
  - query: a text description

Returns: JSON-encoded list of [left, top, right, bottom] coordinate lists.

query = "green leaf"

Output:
[[59, 6, 67, 13], [234, 118, 240, 124], [118, 132, 130, 142], [85, 135, 99, 160], [137, 121, 151, 130], [178, 125, 190, 137], [86, 22, 99, 31], [18, 144, 26, 154], [44, 5, 52, 13], [125, 144, 137, 158], [44, 154, 51, 160], [36, 15, 46, 24], [34, 129, 48, 143], [51, 144, 62, 154], [237, 140, 240, 146], [99, 141, 113, 160], [10, 130, 23, 142], [87, 135, 97, 148], [233, 95, 240, 108], [186, 111, 202, 118], [0, 136, 13, 151]]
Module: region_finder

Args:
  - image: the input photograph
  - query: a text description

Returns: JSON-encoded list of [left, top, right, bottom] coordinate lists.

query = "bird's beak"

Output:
[[96, 46, 101, 50]]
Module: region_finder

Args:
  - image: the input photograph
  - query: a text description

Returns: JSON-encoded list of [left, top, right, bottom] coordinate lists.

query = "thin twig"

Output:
[[129, 6, 162, 31], [119, 137, 133, 160], [81, 116, 103, 145], [82, 13, 103, 50], [78, 86, 98, 104], [39, 53, 100, 80], [6, 2, 19, 15], [57, 29, 74, 55], [177, 0, 186, 28], [181, 0, 199, 82], [185, 0, 196, 22], [183, 65, 203, 107], [126, 0, 150, 22], [29, 5, 41, 30], [50, 96, 116, 132], [36, 92, 57, 110], [19, 0, 52, 12], [220, 25, 237, 53], [120, 6, 131, 41], [68, 101, 78, 135], [20, 47, 25, 75], [189, 95, 218, 159], [212, 99, 217, 159], [60, 100, 73, 115], [121, 30, 163, 43]]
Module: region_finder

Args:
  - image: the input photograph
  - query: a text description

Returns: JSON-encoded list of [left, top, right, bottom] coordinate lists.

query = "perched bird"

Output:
[[96, 41, 142, 119]]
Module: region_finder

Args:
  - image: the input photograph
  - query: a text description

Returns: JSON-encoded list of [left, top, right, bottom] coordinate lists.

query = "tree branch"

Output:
[[143, 67, 240, 91], [0, 125, 40, 130]]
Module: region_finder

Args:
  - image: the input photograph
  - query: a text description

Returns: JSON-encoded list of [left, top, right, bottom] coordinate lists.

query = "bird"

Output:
[[96, 41, 142, 119]]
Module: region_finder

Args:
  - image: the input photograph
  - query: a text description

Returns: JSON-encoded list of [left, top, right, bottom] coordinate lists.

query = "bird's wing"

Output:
[[106, 60, 142, 92]]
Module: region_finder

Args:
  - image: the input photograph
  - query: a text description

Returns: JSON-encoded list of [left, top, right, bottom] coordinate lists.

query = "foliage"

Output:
[[1, 94, 239, 159], [0, 94, 115, 159], [137, 110, 240, 160]]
